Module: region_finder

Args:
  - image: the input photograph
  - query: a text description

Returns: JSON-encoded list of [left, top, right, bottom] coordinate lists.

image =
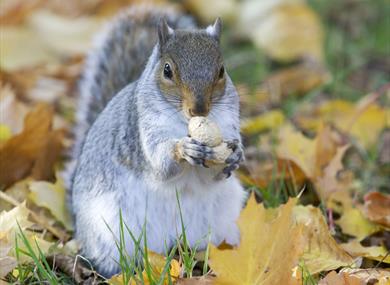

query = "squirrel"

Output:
[[67, 4, 246, 277]]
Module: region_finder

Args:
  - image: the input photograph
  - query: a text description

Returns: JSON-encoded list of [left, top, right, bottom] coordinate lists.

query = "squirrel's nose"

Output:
[[189, 108, 208, 117]]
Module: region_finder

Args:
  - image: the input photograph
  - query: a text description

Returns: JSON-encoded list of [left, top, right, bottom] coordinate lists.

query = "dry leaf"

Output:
[[293, 205, 354, 274], [0, 10, 103, 71], [259, 60, 331, 99], [238, 1, 323, 62], [0, 83, 30, 134], [209, 195, 304, 285], [0, 104, 64, 188], [328, 191, 381, 241], [319, 271, 363, 285], [241, 109, 285, 135], [295, 95, 388, 148], [336, 268, 390, 285], [276, 124, 351, 199], [27, 10, 103, 55], [340, 239, 390, 264], [184, 0, 237, 23], [362, 192, 390, 228], [0, 202, 54, 276], [176, 276, 215, 285], [29, 176, 73, 231]]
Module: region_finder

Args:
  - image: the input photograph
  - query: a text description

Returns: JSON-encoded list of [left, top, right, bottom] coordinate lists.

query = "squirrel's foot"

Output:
[[176, 137, 214, 167], [215, 139, 244, 180]]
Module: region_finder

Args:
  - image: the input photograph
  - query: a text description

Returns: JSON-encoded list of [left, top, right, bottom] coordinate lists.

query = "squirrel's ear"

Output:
[[158, 18, 174, 49], [206, 17, 222, 42]]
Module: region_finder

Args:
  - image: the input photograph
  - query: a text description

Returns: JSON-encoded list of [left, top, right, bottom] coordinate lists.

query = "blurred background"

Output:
[[0, 0, 389, 283], [1, 0, 388, 196]]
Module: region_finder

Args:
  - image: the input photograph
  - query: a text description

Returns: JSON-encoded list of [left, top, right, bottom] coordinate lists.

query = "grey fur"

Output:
[[68, 5, 245, 278]]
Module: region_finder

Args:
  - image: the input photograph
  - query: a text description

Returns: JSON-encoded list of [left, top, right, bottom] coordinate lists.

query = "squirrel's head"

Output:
[[156, 18, 225, 119]]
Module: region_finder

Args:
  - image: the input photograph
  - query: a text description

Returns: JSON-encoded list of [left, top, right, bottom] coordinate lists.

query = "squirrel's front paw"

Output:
[[176, 137, 214, 167], [215, 139, 244, 180]]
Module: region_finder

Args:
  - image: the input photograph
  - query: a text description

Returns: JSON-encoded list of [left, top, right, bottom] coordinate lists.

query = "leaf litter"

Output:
[[0, 0, 389, 284]]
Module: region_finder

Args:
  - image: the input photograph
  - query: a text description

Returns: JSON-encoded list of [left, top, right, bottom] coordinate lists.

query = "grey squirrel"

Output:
[[68, 4, 246, 277]]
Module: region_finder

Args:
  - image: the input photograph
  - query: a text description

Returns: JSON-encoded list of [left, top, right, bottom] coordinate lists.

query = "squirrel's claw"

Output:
[[215, 140, 244, 180], [177, 137, 214, 167]]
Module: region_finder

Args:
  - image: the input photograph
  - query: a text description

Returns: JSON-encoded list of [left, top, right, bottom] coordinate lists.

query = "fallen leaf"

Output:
[[238, 1, 324, 62], [362, 192, 390, 228], [176, 276, 215, 285], [295, 95, 388, 148], [241, 109, 285, 135], [318, 271, 363, 285], [276, 124, 316, 178], [0, 10, 103, 71], [0, 125, 12, 143], [27, 10, 103, 55], [328, 191, 381, 241], [29, 176, 73, 231], [315, 145, 352, 200], [336, 268, 390, 285], [259, 60, 331, 99], [0, 104, 64, 188], [340, 239, 390, 264], [184, 0, 237, 23], [0, 202, 54, 276], [0, 202, 32, 235], [209, 195, 304, 285], [0, 26, 59, 71], [293, 205, 354, 274], [0, 83, 30, 134]]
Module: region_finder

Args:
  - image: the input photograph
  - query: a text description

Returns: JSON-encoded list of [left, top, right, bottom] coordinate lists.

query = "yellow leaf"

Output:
[[340, 239, 390, 264], [328, 192, 381, 241], [29, 176, 73, 231], [241, 110, 285, 135], [0, 125, 12, 142], [293, 205, 355, 274], [238, 2, 324, 62], [337, 208, 380, 242], [209, 195, 304, 285], [276, 124, 352, 200], [296, 95, 388, 148], [276, 124, 316, 178], [0, 202, 54, 276], [0, 202, 32, 237], [184, 0, 237, 23]]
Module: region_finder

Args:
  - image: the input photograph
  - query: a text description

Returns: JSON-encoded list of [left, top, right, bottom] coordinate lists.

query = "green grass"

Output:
[[9, 197, 203, 285]]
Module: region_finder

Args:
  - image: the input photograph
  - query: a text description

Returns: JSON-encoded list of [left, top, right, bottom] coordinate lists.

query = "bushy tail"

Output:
[[64, 4, 194, 190]]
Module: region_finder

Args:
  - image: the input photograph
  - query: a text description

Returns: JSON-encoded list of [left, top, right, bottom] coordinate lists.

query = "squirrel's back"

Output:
[[66, 5, 194, 188]]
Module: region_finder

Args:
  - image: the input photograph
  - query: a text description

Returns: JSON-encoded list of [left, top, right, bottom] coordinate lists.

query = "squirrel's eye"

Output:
[[163, 63, 173, 80], [218, 66, 225, 79]]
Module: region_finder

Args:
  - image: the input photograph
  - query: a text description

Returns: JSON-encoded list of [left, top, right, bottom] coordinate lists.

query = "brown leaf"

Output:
[[176, 276, 215, 285], [319, 269, 390, 285], [319, 271, 363, 285], [0, 103, 64, 188], [46, 254, 95, 284], [0, 83, 30, 134], [362, 192, 390, 228], [260, 60, 331, 99]]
